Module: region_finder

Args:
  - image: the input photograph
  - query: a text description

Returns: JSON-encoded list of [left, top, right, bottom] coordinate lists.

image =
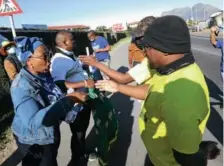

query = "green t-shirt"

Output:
[[139, 63, 210, 166]]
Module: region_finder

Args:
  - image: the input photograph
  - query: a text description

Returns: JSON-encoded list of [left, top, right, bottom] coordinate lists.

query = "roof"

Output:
[[48, 25, 90, 30], [210, 11, 223, 18], [127, 21, 139, 25]]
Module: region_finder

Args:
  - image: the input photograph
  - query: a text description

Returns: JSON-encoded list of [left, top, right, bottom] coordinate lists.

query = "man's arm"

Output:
[[94, 62, 134, 84], [117, 84, 149, 100], [210, 26, 218, 46], [79, 56, 135, 84], [210, 32, 217, 46], [65, 79, 94, 89], [4, 59, 18, 81], [97, 45, 111, 52], [95, 80, 149, 100]]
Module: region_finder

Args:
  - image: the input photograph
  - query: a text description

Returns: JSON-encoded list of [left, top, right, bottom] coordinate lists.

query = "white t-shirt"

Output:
[[128, 58, 151, 84]]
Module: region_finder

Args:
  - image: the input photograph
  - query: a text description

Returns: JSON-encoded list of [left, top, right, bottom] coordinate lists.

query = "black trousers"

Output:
[[68, 105, 91, 164], [15, 126, 60, 166]]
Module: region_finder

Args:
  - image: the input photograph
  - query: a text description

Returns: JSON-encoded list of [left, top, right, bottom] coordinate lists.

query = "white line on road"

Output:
[[191, 47, 221, 56], [191, 35, 222, 40], [191, 35, 210, 40]]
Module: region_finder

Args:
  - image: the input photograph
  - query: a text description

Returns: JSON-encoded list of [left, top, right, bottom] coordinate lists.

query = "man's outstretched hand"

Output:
[[79, 55, 98, 66], [95, 80, 119, 93]]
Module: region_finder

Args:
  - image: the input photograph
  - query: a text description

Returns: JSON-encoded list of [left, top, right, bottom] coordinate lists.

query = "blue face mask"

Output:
[[6, 46, 16, 55]]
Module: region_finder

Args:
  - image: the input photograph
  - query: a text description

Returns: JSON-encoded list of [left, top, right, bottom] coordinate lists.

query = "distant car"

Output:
[[192, 25, 200, 32], [192, 26, 197, 32]]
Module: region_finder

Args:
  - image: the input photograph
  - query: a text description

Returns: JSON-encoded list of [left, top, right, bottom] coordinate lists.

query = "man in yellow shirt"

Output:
[[95, 16, 220, 166]]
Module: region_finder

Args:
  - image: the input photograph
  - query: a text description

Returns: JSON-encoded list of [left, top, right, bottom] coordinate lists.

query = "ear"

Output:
[[26, 58, 34, 69], [63, 39, 68, 46]]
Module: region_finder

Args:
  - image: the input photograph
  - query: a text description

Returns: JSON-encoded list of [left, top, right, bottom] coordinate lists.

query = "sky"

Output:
[[0, 0, 222, 29]]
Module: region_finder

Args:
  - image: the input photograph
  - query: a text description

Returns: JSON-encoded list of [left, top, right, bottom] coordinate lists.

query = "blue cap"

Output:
[[0, 34, 15, 56], [15, 37, 44, 64]]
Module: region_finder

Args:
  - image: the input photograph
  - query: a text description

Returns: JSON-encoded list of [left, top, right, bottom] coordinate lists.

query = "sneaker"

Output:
[[88, 152, 98, 162]]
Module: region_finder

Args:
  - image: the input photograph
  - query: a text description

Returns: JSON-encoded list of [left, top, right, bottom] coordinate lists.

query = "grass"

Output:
[[0, 111, 14, 151], [0, 127, 12, 151], [111, 37, 131, 52]]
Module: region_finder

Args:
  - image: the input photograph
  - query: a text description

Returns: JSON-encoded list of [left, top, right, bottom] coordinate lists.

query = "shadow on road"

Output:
[[144, 154, 154, 166], [86, 66, 135, 166], [204, 76, 223, 145], [107, 92, 134, 166], [107, 66, 134, 166]]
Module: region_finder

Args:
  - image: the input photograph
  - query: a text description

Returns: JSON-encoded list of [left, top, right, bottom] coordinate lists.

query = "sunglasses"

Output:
[[30, 54, 50, 61]]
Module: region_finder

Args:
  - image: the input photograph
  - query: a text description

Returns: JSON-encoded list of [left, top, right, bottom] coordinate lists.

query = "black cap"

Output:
[[141, 15, 191, 54]]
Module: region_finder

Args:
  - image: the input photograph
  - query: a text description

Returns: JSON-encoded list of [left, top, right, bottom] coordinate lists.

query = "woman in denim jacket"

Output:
[[11, 37, 87, 166]]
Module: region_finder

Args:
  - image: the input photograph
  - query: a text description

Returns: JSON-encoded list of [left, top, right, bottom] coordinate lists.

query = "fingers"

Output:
[[95, 80, 109, 91]]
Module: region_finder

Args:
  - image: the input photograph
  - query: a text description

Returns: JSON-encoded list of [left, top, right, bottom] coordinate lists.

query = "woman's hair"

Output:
[[133, 16, 156, 38]]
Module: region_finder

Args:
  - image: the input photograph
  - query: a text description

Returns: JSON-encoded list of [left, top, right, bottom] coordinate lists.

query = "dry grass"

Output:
[[0, 127, 17, 165]]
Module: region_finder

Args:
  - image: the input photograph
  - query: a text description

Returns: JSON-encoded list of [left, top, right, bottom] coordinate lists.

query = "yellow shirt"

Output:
[[139, 63, 210, 166]]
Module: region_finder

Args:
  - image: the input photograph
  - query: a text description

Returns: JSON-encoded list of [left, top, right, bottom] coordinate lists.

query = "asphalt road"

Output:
[[10, 36, 222, 166], [57, 36, 223, 166]]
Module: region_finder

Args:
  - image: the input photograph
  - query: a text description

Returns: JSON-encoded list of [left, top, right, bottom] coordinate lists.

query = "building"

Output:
[[22, 24, 48, 30], [48, 25, 90, 31], [112, 23, 124, 32], [210, 11, 223, 28], [127, 21, 139, 29]]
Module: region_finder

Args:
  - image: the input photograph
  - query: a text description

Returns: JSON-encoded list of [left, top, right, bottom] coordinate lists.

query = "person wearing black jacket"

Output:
[[50, 31, 96, 165]]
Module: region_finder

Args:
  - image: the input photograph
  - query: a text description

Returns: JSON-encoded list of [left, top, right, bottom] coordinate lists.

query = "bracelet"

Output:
[[84, 80, 88, 87]]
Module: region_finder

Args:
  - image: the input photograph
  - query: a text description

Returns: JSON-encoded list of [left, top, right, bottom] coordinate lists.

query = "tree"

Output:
[[187, 20, 193, 26], [95, 26, 108, 32]]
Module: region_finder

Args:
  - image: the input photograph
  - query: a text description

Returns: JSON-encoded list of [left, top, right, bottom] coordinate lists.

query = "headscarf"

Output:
[[15, 37, 44, 65]]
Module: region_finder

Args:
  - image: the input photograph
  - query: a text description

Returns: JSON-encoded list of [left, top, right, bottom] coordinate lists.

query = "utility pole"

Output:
[[191, 7, 194, 21], [204, 8, 205, 21], [195, 8, 198, 24]]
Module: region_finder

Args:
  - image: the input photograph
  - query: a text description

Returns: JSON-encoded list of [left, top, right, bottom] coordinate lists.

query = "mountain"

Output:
[[161, 3, 221, 21]]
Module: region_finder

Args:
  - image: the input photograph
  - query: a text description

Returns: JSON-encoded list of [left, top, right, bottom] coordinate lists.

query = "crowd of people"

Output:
[[0, 14, 222, 166]]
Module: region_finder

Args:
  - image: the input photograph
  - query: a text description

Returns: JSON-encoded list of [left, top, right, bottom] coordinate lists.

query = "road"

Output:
[[7, 36, 221, 166], [56, 36, 223, 166]]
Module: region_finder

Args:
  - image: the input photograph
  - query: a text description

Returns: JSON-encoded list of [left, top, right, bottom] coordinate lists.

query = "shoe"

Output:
[[67, 155, 88, 166], [88, 152, 98, 162]]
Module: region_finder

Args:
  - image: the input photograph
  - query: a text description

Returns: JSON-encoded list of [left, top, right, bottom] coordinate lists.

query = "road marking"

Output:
[[191, 47, 221, 56], [191, 35, 222, 40], [191, 35, 210, 40]]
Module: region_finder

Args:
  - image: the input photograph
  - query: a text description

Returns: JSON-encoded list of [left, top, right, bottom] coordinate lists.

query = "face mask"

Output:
[[6, 46, 16, 55]]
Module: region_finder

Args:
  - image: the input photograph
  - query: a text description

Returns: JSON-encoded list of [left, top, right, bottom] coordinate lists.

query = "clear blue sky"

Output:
[[0, 0, 222, 28]]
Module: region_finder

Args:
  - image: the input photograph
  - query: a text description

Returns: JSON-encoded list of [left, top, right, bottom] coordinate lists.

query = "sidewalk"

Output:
[[191, 29, 223, 38]]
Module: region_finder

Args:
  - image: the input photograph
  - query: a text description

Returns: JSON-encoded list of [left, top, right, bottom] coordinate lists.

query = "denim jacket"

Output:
[[11, 68, 63, 145]]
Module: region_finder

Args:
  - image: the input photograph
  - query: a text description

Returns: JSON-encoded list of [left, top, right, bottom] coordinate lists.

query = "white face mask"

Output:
[[6, 46, 16, 55]]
